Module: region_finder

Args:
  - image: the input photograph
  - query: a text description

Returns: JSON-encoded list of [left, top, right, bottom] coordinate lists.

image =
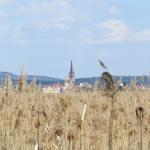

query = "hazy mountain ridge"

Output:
[[0, 72, 63, 85], [0, 72, 149, 85]]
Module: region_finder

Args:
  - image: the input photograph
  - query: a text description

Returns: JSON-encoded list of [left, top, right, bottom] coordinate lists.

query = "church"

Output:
[[64, 60, 75, 89]]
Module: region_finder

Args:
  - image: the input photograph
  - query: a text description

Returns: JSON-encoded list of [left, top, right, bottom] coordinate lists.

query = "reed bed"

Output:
[[0, 86, 150, 150]]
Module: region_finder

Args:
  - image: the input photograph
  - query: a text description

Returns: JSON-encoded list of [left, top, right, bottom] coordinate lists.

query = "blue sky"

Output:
[[0, 0, 150, 78]]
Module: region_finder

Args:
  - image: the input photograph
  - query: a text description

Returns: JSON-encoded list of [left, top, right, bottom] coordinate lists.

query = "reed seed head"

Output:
[[136, 107, 144, 120]]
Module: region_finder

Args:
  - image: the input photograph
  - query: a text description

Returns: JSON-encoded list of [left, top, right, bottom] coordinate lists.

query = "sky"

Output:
[[0, 0, 150, 78]]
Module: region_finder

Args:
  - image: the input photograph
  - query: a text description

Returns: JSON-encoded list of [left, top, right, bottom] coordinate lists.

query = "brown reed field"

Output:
[[0, 82, 150, 150]]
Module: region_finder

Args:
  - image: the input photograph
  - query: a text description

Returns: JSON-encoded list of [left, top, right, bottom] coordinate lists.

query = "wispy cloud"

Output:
[[0, 0, 150, 47], [109, 5, 123, 15], [32, 16, 74, 31], [0, 25, 10, 36], [85, 19, 150, 45], [0, 24, 30, 46], [98, 19, 130, 43], [19, 0, 75, 30], [19, 0, 72, 15], [134, 29, 150, 42], [0, 24, 25, 37], [0, 0, 13, 5], [0, 10, 7, 17], [10, 25, 25, 38]]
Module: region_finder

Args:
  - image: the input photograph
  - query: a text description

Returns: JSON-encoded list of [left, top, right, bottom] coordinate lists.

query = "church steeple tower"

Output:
[[64, 61, 75, 89], [69, 60, 75, 84]]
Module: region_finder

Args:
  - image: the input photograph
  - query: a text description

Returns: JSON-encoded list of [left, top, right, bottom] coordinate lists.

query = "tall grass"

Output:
[[0, 82, 150, 149]]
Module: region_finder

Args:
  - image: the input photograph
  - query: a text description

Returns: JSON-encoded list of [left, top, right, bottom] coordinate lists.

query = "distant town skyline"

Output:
[[0, 0, 150, 78]]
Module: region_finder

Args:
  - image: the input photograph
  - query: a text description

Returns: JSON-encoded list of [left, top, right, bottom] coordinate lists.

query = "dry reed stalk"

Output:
[[136, 107, 144, 150], [35, 104, 46, 150], [35, 143, 39, 150], [18, 76, 24, 93], [18, 66, 26, 93], [148, 140, 150, 150], [2, 101, 7, 150], [108, 98, 114, 150], [80, 104, 87, 150], [37, 107, 40, 150], [101, 72, 116, 150], [68, 132, 74, 150], [81, 104, 87, 123], [4, 75, 12, 97], [52, 143, 59, 149], [2, 129, 7, 150]]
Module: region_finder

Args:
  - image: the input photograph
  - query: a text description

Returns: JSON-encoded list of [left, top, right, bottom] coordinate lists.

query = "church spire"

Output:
[[69, 60, 75, 81]]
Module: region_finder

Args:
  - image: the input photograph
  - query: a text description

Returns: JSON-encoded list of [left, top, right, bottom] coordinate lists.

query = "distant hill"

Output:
[[0, 72, 18, 80], [0, 72, 149, 86], [0, 72, 64, 85], [76, 75, 150, 86]]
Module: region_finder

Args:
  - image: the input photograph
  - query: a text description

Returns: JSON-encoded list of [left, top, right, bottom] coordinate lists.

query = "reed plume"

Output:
[[101, 72, 116, 150], [18, 65, 26, 93], [136, 107, 144, 150], [101, 72, 114, 90]]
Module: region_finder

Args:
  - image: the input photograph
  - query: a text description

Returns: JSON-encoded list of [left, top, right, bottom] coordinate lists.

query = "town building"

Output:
[[64, 60, 75, 90], [43, 61, 76, 93]]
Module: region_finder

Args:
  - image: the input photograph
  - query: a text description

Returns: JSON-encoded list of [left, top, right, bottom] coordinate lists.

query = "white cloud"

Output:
[[0, 25, 10, 36], [0, 0, 13, 5], [32, 16, 74, 31], [109, 5, 122, 15], [10, 25, 25, 38], [19, 0, 75, 30], [19, 0, 72, 15], [0, 10, 7, 17], [134, 29, 150, 42], [99, 19, 130, 43], [52, 16, 74, 30], [0, 24, 28, 46], [1, 1, 150, 46], [84, 19, 150, 45]]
